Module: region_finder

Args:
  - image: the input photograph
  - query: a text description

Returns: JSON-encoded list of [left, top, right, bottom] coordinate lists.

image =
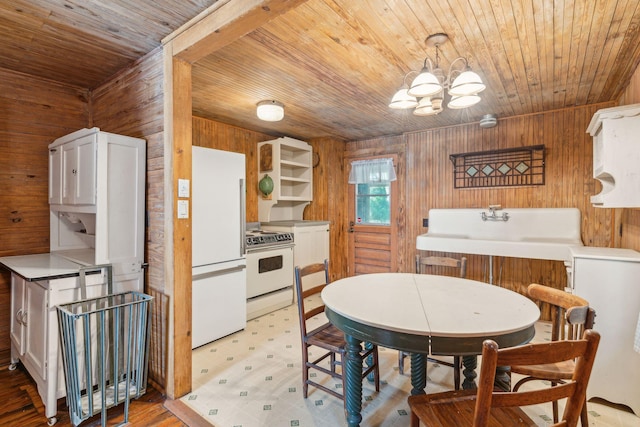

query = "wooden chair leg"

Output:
[[551, 381, 559, 423], [580, 397, 589, 427], [410, 410, 420, 427], [302, 363, 309, 398], [340, 354, 348, 411], [374, 348, 380, 391], [302, 345, 309, 398]]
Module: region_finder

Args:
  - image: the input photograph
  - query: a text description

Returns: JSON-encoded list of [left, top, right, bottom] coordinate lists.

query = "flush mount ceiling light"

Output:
[[389, 33, 486, 116], [256, 100, 284, 122]]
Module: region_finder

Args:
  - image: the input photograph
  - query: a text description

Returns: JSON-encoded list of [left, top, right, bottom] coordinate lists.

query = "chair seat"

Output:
[[408, 390, 537, 427], [511, 359, 575, 382], [305, 323, 346, 353]]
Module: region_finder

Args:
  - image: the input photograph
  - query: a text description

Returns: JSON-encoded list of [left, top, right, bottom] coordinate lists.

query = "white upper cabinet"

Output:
[[61, 133, 97, 205], [587, 103, 640, 207], [48, 127, 146, 280]]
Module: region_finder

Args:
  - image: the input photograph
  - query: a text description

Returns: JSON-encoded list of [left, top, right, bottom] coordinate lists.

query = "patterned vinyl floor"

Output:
[[182, 300, 639, 427]]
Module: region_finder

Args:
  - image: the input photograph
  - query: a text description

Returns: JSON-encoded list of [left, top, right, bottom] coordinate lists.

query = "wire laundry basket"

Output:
[[57, 291, 152, 426]]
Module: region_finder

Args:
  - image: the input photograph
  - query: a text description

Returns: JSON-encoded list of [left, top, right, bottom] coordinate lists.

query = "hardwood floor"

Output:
[[0, 364, 209, 426]]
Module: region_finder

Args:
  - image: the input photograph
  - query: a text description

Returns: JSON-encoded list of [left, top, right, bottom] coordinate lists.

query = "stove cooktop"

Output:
[[245, 230, 294, 248]]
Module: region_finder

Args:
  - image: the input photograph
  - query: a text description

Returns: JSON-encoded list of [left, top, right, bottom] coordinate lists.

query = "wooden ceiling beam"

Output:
[[165, 0, 309, 63]]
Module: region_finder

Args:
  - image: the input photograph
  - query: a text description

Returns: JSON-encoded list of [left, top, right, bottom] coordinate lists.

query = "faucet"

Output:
[[482, 205, 509, 221]]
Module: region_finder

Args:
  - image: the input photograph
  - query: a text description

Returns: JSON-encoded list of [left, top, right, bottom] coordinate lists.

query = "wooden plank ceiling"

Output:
[[0, 0, 218, 87], [2, 1, 640, 141]]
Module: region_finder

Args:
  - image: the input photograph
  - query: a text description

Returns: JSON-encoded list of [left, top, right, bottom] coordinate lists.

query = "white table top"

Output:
[[322, 273, 540, 339], [0, 253, 84, 281]]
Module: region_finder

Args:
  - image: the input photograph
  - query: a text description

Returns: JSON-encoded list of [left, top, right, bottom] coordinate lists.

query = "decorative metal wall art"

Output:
[[449, 145, 545, 189]]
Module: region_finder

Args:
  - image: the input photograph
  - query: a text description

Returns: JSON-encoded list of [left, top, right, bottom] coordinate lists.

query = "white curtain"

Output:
[[348, 158, 397, 184]]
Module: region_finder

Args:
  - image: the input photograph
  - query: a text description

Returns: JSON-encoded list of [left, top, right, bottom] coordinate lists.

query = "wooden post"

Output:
[[171, 56, 193, 398]]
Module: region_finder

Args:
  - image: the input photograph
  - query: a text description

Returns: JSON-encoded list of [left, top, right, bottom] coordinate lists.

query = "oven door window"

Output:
[[258, 255, 283, 273]]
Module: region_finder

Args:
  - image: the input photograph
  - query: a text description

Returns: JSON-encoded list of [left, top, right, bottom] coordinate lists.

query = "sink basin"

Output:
[[416, 208, 584, 262]]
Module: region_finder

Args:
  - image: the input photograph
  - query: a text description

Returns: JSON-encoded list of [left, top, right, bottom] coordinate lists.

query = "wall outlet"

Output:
[[177, 200, 189, 219]]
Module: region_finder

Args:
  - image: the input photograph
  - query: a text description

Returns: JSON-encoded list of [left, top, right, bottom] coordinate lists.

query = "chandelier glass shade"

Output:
[[388, 87, 418, 109], [389, 33, 485, 116]]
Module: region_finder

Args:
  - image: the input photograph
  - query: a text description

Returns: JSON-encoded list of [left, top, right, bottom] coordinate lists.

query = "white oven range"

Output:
[[245, 224, 294, 320]]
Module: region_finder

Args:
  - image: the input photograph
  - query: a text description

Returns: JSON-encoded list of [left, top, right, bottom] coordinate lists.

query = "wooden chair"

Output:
[[398, 255, 467, 390], [510, 283, 596, 427], [294, 260, 380, 403], [408, 329, 601, 427]]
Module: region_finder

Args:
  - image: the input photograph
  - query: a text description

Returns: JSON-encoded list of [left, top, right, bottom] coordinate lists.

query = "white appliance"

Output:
[[570, 246, 640, 415], [262, 220, 330, 301], [192, 146, 247, 349], [245, 224, 295, 320]]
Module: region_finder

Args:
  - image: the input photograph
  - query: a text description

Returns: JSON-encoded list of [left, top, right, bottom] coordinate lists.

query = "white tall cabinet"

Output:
[[1, 127, 146, 425], [570, 246, 640, 415], [48, 127, 146, 288]]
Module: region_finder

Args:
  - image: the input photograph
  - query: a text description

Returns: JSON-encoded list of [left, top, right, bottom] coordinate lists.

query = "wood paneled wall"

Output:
[[91, 49, 166, 296], [0, 68, 90, 364], [412, 106, 614, 288], [345, 104, 617, 301], [191, 105, 622, 299], [90, 48, 167, 387], [307, 137, 347, 281], [91, 47, 165, 293], [618, 59, 640, 252]]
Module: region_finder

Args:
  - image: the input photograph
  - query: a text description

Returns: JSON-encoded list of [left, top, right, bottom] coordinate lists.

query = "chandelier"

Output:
[[389, 33, 486, 116]]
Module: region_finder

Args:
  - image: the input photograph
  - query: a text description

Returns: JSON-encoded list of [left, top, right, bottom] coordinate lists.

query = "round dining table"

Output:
[[321, 272, 540, 427]]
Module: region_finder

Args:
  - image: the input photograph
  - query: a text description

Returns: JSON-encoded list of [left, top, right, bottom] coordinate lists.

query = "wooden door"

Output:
[[347, 155, 399, 275]]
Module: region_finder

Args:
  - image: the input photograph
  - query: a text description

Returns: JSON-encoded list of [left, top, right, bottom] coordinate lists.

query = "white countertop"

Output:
[[261, 220, 329, 227], [570, 246, 640, 261], [322, 273, 540, 338], [0, 253, 85, 281]]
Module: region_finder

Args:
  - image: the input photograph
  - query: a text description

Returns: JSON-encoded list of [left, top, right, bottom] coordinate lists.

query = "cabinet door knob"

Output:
[[16, 309, 23, 325], [21, 311, 28, 326]]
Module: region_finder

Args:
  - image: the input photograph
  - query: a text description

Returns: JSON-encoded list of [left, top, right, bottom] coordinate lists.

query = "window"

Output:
[[349, 158, 396, 226], [355, 183, 390, 225]]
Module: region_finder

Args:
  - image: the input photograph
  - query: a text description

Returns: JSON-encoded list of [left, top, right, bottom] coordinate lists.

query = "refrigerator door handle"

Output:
[[193, 261, 247, 278], [240, 178, 246, 256]]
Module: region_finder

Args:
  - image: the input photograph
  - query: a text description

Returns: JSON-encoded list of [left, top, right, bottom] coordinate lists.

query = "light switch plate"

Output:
[[178, 179, 190, 198], [177, 200, 189, 219]]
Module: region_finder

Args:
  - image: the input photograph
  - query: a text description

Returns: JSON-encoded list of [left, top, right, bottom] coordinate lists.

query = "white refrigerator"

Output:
[[192, 146, 247, 349]]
